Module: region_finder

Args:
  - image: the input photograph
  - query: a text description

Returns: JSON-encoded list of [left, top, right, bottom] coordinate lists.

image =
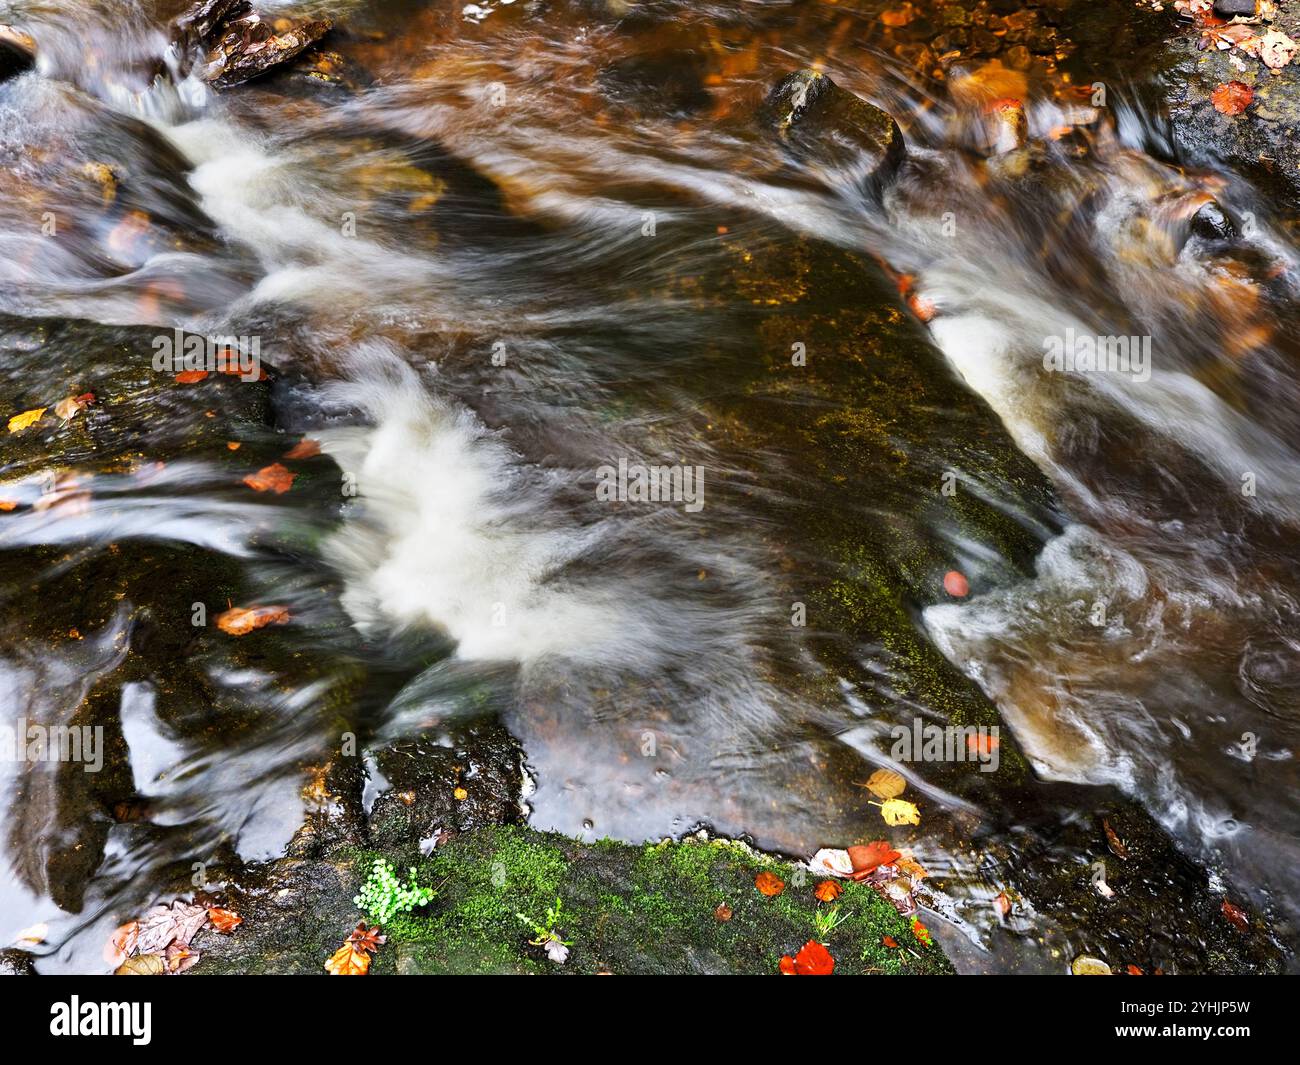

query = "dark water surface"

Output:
[[1, 0, 1297, 973]]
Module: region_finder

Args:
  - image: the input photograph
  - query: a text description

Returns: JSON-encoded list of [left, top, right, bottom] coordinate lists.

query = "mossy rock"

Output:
[[192, 826, 953, 975]]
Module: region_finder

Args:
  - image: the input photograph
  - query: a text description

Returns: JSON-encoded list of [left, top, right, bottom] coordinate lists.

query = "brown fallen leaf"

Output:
[[993, 891, 1011, 918], [135, 901, 210, 956], [165, 941, 201, 974], [1103, 818, 1130, 860], [347, 922, 386, 955], [1211, 81, 1253, 116], [243, 462, 297, 495], [115, 954, 166, 976], [215, 604, 290, 636], [207, 907, 242, 933], [54, 393, 95, 420], [325, 942, 371, 976], [714, 902, 733, 922]]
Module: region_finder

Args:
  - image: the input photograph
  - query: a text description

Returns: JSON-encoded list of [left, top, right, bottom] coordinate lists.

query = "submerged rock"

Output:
[[763, 70, 906, 197]]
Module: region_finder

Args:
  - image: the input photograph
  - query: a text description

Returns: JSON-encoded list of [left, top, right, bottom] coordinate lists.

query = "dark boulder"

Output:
[[763, 70, 906, 197], [0, 25, 35, 82]]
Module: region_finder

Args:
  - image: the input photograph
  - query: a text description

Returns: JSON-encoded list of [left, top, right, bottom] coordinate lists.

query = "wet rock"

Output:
[[1190, 199, 1238, 241], [367, 721, 526, 849], [0, 25, 35, 82], [599, 49, 711, 117], [1213, 0, 1260, 16], [173, 1, 333, 90], [0, 948, 37, 975], [763, 70, 906, 197]]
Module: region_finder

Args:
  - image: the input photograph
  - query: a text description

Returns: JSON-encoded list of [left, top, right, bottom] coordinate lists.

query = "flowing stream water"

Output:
[[1, 0, 1297, 973]]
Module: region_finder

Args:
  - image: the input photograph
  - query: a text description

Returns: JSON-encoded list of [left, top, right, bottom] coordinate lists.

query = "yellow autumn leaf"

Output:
[[879, 798, 921, 826], [8, 408, 46, 433], [865, 768, 906, 800]]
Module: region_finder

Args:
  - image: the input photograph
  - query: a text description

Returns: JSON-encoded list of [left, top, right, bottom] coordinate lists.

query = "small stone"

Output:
[[1190, 200, 1237, 241]]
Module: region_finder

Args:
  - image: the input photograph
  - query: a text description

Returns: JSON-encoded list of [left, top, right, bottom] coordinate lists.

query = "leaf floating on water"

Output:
[[754, 871, 785, 897], [1221, 899, 1250, 932], [1126, 964, 1144, 975], [243, 462, 297, 495], [174, 369, 209, 384], [215, 604, 290, 636], [877, 798, 921, 826], [993, 891, 1011, 918], [8, 408, 45, 433], [1211, 81, 1253, 115], [453, 786, 468, 801], [115, 953, 166, 976], [864, 767, 906, 800]]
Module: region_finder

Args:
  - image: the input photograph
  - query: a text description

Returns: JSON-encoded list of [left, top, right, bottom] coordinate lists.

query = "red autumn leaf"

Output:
[[847, 840, 900, 876], [755, 871, 785, 897], [215, 604, 290, 636], [1221, 899, 1250, 932], [791, 939, 834, 975], [911, 916, 933, 946], [347, 922, 386, 956], [967, 733, 1000, 756], [1211, 81, 1253, 116], [778, 954, 797, 974], [207, 907, 242, 933], [814, 880, 843, 903], [1126, 964, 1144, 975], [882, 935, 899, 949], [284, 438, 322, 460], [242, 462, 297, 495], [993, 891, 1011, 918], [175, 369, 209, 384]]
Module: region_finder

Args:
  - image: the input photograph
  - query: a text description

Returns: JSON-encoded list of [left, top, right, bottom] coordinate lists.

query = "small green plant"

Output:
[[517, 896, 574, 963], [813, 904, 849, 941], [354, 858, 434, 924]]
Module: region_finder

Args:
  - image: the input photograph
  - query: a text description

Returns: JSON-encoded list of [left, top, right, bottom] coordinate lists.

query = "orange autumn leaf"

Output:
[[814, 880, 843, 903], [243, 462, 296, 495], [284, 438, 321, 460], [993, 891, 1011, 918], [882, 935, 899, 949], [778, 954, 797, 974], [1210, 81, 1253, 117], [324, 942, 371, 975], [0, 500, 17, 512], [207, 907, 242, 933], [104, 920, 139, 966], [175, 369, 209, 384], [847, 840, 900, 876], [1126, 964, 1144, 975], [754, 871, 785, 897], [966, 733, 1000, 756], [791, 939, 834, 975], [215, 604, 290, 636]]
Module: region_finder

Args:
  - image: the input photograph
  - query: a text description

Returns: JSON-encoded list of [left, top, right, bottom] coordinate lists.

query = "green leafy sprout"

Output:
[[516, 895, 573, 948], [354, 857, 434, 925], [813, 904, 849, 941]]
